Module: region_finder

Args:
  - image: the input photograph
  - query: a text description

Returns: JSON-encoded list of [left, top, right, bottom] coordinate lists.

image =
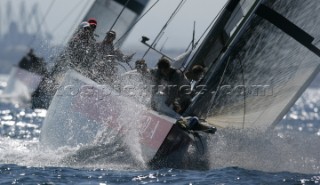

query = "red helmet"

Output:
[[88, 18, 97, 26]]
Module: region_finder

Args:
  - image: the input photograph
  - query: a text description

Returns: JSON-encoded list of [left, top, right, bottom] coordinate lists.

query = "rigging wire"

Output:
[[204, 56, 232, 120], [160, 37, 169, 52], [142, 0, 187, 59], [239, 56, 247, 128], [106, 0, 133, 71], [154, 0, 186, 46], [202, 50, 246, 128], [202, 56, 246, 128], [184, 21, 196, 52], [152, 32, 164, 49], [191, 21, 196, 49], [0, 4, 2, 35], [62, 0, 93, 46], [187, 1, 228, 51], [115, 0, 160, 46], [51, 0, 86, 34], [27, 0, 56, 47], [109, 0, 131, 32], [237, 54, 246, 129]]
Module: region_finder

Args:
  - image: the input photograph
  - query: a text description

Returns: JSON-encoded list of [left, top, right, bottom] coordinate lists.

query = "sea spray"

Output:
[[208, 127, 320, 174]]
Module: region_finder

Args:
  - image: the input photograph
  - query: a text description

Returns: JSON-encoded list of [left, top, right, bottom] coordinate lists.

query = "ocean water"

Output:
[[0, 77, 320, 184]]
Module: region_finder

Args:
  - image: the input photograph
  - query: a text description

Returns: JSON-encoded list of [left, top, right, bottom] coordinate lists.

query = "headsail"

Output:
[[83, 0, 150, 44], [185, 0, 320, 129]]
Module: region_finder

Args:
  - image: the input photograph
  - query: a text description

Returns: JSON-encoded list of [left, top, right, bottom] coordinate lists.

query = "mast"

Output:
[[109, 0, 131, 32], [141, 0, 186, 59]]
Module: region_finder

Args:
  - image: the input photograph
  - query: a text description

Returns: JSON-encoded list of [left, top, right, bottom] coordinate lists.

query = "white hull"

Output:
[[40, 70, 191, 165]]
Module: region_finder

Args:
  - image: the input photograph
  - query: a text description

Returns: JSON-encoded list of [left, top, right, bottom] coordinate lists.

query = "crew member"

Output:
[[150, 57, 185, 118], [18, 48, 48, 75], [94, 30, 134, 79], [67, 21, 95, 71], [177, 65, 206, 114], [87, 18, 98, 42]]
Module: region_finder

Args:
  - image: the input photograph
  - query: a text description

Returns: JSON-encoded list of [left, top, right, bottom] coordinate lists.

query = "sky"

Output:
[[121, 0, 227, 50], [0, 0, 227, 50]]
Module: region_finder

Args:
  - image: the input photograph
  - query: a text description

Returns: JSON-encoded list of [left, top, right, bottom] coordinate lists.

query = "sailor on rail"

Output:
[[98, 30, 133, 62], [120, 59, 153, 105], [66, 21, 96, 72], [18, 48, 48, 76], [92, 30, 134, 81], [150, 58, 216, 134], [150, 57, 185, 118], [87, 18, 98, 42], [176, 65, 206, 114]]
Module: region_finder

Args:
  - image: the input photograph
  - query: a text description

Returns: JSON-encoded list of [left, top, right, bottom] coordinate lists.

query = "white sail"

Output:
[[186, 0, 320, 129]]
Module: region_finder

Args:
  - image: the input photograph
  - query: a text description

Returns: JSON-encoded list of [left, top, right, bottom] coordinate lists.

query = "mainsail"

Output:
[[185, 0, 320, 129]]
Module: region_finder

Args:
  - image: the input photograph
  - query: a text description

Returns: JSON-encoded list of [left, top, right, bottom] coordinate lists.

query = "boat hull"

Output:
[[40, 70, 192, 165]]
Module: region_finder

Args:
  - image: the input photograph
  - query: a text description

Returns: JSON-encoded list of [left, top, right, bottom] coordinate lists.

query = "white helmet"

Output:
[[79, 21, 90, 29]]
